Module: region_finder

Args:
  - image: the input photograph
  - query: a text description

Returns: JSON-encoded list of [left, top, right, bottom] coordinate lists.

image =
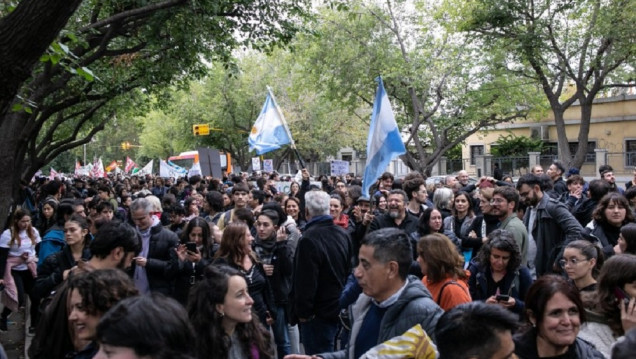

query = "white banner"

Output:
[[263, 159, 273, 172], [252, 157, 261, 171], [330, 160, 350, 176]]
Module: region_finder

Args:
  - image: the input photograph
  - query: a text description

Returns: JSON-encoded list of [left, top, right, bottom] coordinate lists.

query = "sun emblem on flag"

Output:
[[251, 126, 258, 135]]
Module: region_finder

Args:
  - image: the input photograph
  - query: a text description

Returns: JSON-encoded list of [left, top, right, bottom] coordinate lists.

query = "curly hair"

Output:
[[67, 269, 138, 316], [417, 233, 467, 282], [592, 193, 635, 226], [596, 254, 636, 336], [188, 265, 273, 359], [475, 229, 521, 272]]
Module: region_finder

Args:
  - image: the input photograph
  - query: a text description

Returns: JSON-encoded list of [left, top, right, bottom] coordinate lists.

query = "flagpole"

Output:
[[266, 86, 306, 169]]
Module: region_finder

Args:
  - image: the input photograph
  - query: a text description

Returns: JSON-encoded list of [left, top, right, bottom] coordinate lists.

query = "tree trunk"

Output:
[[572, 99, 594, 169], [552, 104, 572, 167], [0, 0, 83, 118], [0, 114, 29, 227]]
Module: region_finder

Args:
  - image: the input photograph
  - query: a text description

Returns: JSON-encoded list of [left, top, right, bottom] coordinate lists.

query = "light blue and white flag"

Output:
[[160, 159, 187, 178], [361, 77, 406, 197], [248, 92, 292, 155]]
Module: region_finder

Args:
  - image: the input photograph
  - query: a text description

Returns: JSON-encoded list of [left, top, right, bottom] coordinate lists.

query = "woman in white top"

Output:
[[0, 208, 41, 331]]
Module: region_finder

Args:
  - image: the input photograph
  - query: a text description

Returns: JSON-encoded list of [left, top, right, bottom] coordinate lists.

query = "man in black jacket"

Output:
[[517, 174, 583, 277], [291, 190, 352, 355], [130, 198, 178, 296]]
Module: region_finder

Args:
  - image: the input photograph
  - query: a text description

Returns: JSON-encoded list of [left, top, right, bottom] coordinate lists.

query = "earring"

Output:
[[219, 311, 224, 317]]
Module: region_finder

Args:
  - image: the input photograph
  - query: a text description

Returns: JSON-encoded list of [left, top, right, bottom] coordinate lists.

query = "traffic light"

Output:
[[193, 124, 210, 136]]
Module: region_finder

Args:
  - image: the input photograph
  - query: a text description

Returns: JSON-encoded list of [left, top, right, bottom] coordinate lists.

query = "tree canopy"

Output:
[[0, 0, 310, 219], [446, 0, 636, 168]]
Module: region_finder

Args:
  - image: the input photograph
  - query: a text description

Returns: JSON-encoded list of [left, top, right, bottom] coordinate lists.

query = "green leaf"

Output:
[[77, 67, 95, 82]]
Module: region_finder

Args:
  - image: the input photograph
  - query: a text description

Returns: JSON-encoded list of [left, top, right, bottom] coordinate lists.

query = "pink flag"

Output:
[[49, 168, 59, 180], [125, 156, 138, 173]]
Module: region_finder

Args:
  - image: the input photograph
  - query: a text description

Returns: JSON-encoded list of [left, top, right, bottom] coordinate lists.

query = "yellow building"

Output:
[[463, 94, 636, 178]]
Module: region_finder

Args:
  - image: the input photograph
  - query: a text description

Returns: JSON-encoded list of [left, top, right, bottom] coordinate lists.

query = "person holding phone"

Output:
[[468, 229, 533, 315], [578, 254, 636, 357], [253, 207, 296, 358], [173, 217, 213, 306]]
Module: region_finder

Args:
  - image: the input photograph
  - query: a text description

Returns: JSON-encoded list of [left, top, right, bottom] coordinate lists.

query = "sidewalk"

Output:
[[0, 306, 26, 359]]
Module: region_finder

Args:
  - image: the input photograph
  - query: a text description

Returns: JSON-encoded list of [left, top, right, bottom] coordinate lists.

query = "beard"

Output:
[[388, 209, 400, 219]]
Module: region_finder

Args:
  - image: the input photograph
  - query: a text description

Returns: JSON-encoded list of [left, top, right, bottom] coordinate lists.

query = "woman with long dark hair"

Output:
[[578, 254, 636, 357], [443, 191, 476, 260], [213, 222, 276, 327], [617, 223, 636, 255], [417, 208, 444, 237], [188, 265, 273, 359], [173, 217, 214, 306]]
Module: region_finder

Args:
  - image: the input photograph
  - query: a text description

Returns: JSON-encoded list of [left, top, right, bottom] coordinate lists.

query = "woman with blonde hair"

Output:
[[417, 233, 471, 311]]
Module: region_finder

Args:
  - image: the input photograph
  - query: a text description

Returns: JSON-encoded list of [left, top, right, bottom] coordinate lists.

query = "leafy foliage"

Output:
[[490, 132, 543, 157]]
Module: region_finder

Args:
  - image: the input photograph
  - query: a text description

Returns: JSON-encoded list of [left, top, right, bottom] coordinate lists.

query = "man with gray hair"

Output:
[[129, 197, 178, 296], [291, 190, 352, 355]]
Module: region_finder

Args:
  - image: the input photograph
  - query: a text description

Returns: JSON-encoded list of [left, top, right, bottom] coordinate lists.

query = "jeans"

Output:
[[300, 317, 338, 355], [273, 306, 291, 358]]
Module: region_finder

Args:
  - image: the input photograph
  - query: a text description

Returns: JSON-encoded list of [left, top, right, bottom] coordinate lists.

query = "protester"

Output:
[[517, 174, 583, 277], [0, 209, 40, 332], [66, 269, 139, 359], [436, 301, 518, 359], [173, 217, 214, 306], [578, 254, 636, 357], [291, 190, 352, 355], [560, 240, 603, 294], [513, 275, 604, 358], [214, 222, 276, 327], [253, 209, 296, 358], [617, 223, 636, 254], [94, 294, 195, 359], [33, 214, 92, 332], [583, 192, 635, 260], [417, 233, 471, 311], [468, 229, 532, 315], [286, 228, 443, 359], [130, 197, 179, 296], [189, 265, 274, 359]]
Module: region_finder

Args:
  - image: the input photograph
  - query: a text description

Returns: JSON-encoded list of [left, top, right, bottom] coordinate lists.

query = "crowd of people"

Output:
[[0, 163, 635, 358]]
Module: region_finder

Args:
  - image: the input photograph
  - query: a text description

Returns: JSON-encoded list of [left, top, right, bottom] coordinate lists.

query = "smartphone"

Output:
[[185, 242, 197, 253], [496, 294, 510, 302], [614, 287, 631, 306]]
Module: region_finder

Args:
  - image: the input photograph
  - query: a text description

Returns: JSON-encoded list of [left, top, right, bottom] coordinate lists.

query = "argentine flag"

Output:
[[248, 94, 292, 155], [362, 77, 406, 197]]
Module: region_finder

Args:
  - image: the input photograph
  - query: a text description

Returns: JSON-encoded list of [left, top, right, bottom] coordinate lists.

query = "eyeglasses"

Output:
[[558, 258, 589, 268], [490, 198, 506, 204]]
